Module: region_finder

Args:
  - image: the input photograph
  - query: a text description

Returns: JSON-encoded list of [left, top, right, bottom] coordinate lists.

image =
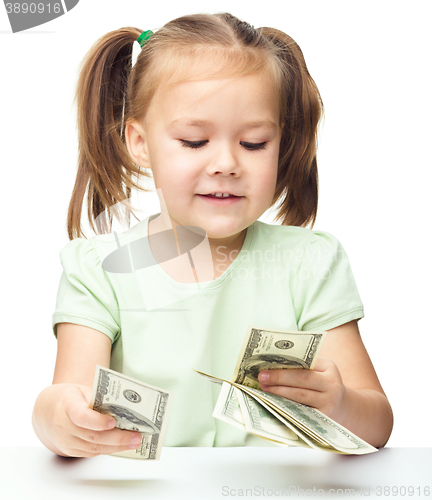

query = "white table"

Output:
[[0, 447, 431, 499]]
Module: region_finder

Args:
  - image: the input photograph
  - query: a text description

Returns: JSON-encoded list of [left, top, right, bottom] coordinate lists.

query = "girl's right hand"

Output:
[[33, 383, 143, 458]]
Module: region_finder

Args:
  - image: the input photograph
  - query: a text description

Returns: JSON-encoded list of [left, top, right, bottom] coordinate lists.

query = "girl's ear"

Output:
[[125, 120, 151, 170]]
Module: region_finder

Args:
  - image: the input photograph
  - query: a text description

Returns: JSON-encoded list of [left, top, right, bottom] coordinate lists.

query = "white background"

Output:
[[1, 0, 431, 448]]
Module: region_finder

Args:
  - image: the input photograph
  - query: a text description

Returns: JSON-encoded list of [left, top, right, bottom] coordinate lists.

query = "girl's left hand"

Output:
[[258, 357, 347, 421]]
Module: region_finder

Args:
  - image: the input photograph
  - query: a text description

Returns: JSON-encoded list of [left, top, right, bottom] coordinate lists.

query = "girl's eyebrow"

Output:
[[167, 118, 277, 131]]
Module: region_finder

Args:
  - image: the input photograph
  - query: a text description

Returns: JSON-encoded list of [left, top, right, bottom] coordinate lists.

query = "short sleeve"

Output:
[[52, 238, 121, 343], [293, 230, 365, 332]]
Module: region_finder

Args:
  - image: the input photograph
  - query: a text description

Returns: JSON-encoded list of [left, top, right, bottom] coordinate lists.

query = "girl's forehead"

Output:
[[142, 83, 282, 137], [168, 72, 273, 96], [147, 73, 279, 124], [140, 49, 283, 126], [150, 46, 280, 97], [152, 72, 277, 109]]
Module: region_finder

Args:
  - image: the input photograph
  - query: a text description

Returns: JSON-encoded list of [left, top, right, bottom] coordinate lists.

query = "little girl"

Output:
[[32, 12, 393, 458]]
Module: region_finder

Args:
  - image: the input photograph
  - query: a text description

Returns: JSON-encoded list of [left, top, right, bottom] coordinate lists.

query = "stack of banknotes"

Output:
[[89, 365, 172, 460], [196, 325, 377, 455]]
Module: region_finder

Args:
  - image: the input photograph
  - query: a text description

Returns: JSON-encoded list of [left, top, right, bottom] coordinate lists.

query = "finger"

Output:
[[58, 414, 144, 455], [61, 432, 143, 458], [64, 396, 144, 450], [311, 357, 333, 372], [70, 384, 118, 431], [258, 368, 325, 392], [65, 404, 143, 447], [71, 427, 142, 453], [66, 402, 116, 432], [261, 385, 323, 408]]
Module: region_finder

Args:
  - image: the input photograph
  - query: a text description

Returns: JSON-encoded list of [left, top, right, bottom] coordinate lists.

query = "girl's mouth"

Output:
[[197, 194, 243, 205]]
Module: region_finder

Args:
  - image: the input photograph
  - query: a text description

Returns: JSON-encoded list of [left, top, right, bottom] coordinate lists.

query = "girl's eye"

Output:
[[242, 142, 267, 151], [180, 140, 207, 149], [179, 140, 267, 151]]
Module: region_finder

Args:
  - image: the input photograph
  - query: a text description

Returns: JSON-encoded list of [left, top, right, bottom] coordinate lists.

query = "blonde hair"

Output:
[[69, 12, 324, 239]]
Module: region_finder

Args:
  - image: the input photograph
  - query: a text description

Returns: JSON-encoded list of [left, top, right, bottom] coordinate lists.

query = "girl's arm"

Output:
[[51, 322, 112, 386], [32, 323, 142, 457], [258, 320, 393, 448]]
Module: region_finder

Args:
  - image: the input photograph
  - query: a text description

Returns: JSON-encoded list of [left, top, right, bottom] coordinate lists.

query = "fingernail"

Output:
[[259, 372, 269, 383], [108, 419, 116, 429], [130, 434, 142, 446]]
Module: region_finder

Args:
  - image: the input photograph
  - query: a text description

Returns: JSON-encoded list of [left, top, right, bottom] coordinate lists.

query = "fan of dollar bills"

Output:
[[195, 325, 378, 455]]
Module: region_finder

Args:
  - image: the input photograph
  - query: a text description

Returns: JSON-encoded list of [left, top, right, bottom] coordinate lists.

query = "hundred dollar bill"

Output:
[[195, 369, 377, 455], [212, 383, 287, 448], [231, 326, 326, 390], [89, 365, 172, 460], [243, 391, 338, 452], [212, 381, 247, 431], [202, 370, 332, 450], [242, 384, 377, 455], [211, 375, 335, 452], [235, 383, 343, 453], [233, 386, 309, 449]]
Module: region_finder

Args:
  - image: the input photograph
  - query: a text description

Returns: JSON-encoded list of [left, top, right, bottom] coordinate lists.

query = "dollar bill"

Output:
[[89, 365, 172, 460], [210, 375, 335, 452], [231, 325, 326, 390], [242, 384, 377, 455], [212, 381, 247, 431], [212, 383, 288, 448], [194, 368, 378, 455], [232, 383, 341, 453], [232, 385, 309, 448]]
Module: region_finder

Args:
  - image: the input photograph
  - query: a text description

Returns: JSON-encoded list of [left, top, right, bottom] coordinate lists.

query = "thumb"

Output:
[[66, 384, 117, 431]]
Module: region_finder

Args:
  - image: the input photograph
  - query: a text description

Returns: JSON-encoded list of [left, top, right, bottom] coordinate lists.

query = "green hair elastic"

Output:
[[137, 30, 153, 48]]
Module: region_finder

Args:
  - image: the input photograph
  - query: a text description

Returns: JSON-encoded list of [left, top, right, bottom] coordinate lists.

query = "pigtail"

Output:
[[68, 27, 147, 239], [260, 28, 323, 229]]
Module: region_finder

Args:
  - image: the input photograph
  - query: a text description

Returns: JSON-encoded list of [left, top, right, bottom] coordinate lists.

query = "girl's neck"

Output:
[[148, 214, 247, 283]]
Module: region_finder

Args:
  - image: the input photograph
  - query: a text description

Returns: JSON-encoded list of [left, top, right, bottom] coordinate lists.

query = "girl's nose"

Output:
[[208, 142, 240, 176]]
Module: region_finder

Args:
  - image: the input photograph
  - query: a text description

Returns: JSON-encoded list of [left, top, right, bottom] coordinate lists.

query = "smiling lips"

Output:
[[203, 194, 238, 198], [197, 194, 243, 204], [199, 191, 242, 198]]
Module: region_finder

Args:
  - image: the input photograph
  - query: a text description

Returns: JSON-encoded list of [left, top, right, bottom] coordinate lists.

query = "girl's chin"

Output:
[[204, 227, 247, 245], [161, 211, 247, 238]]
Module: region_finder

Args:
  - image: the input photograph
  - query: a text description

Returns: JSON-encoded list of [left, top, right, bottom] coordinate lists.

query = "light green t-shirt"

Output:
[[52, 213, 364, 448]]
